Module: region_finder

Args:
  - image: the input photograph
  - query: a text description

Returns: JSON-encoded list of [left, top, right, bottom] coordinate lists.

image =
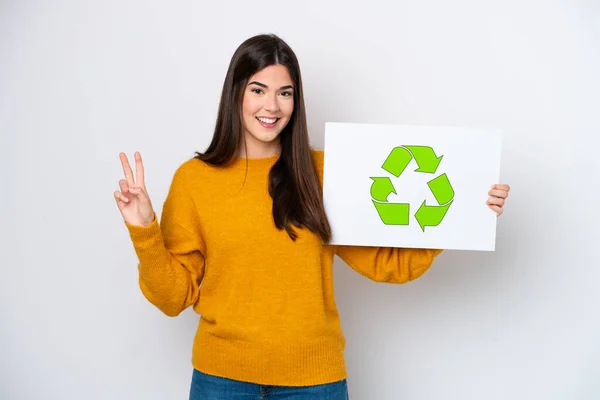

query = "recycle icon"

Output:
[[370, 146, 455, 231]]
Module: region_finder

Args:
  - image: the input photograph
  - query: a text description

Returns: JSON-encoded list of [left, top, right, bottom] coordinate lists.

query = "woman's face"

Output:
[[241, 64, 295, 157]]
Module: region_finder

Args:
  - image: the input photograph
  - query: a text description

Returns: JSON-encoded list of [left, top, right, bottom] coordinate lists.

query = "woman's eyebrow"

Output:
[[248, 81, 294, 90]]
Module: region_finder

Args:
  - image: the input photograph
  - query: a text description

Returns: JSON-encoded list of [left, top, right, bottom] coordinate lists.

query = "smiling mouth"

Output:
[[256, 117, 279, 124]]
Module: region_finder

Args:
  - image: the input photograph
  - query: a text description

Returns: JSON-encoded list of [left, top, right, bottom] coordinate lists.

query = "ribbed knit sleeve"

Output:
[[334, 246, 443, 283], [125, 161, 206, 316]]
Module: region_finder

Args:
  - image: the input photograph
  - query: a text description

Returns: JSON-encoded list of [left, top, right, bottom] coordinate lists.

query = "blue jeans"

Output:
[[189, 369, 349, 400]]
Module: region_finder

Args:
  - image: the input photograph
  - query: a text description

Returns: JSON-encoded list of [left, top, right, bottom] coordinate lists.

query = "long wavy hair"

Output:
[[195, 34, 331, 243]]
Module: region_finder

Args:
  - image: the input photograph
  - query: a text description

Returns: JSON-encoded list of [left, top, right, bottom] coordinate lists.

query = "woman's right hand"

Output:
[[114, 152, 156, 227]]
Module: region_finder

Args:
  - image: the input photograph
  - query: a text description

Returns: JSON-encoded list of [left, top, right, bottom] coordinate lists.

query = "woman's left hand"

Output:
[[487, 184, 510, 216]]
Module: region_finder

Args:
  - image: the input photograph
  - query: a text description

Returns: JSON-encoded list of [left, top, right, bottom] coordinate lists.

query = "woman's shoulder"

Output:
[[169, 156, 214, 187], [176, 156, 207, 174]]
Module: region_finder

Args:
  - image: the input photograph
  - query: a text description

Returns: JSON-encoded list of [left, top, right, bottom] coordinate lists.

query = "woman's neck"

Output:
[[238, 133, 281, 159]]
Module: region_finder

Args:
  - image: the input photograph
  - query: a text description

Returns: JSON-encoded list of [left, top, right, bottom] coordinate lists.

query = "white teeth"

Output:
[[257, 117, 277, 124]]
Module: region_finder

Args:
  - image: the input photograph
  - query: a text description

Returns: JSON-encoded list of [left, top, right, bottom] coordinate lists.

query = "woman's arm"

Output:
[[335, 245, 443, 283], [125, 163, 206, 317]]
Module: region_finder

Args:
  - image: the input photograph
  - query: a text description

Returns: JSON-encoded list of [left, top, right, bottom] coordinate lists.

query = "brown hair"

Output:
[[195, 34, 331, 243]]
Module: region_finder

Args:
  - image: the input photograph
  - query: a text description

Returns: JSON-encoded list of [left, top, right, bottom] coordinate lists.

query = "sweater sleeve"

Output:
[[334, 246, 443, 283], [125, 163, 206, 317]]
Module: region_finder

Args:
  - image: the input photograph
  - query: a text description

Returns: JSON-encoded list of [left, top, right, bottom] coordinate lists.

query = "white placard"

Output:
[[322, 122, 502, 251]]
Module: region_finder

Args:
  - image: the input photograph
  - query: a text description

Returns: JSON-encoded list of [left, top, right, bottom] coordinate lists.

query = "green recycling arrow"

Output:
[[370, 177, 396, 202], [404, 146, 443, 173], [414, 200, 453, 231], [382, 147, 412, 177], [427, 173, 454, 205], [372, 201, 410, 225]]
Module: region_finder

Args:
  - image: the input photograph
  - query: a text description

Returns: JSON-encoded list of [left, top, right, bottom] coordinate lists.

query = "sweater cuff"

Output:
[[124, 213, 162, 248]]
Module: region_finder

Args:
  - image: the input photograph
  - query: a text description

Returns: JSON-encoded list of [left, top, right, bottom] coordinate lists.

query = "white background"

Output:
[[1, 1, 599, 399], [323, 123, 502, 251]]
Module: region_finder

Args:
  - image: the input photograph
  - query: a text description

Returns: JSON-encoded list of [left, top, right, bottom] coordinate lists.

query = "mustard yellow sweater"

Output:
[[125, 150, 443, 386]]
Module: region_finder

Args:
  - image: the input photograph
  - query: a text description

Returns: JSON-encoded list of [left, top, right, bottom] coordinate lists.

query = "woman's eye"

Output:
[[251, 88, 263, 94], [280, 91, 292, 97]]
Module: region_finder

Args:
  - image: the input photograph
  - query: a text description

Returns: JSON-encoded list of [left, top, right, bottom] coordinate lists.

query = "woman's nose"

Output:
[[263, 94, 280, 112]]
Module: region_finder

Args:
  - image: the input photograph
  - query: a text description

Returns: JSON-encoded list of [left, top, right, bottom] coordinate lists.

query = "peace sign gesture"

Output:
[[114, 152, 155, 227]]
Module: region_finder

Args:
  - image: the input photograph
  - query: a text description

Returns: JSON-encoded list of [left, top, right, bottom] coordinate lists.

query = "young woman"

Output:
[[114, 34, 510, 400]]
